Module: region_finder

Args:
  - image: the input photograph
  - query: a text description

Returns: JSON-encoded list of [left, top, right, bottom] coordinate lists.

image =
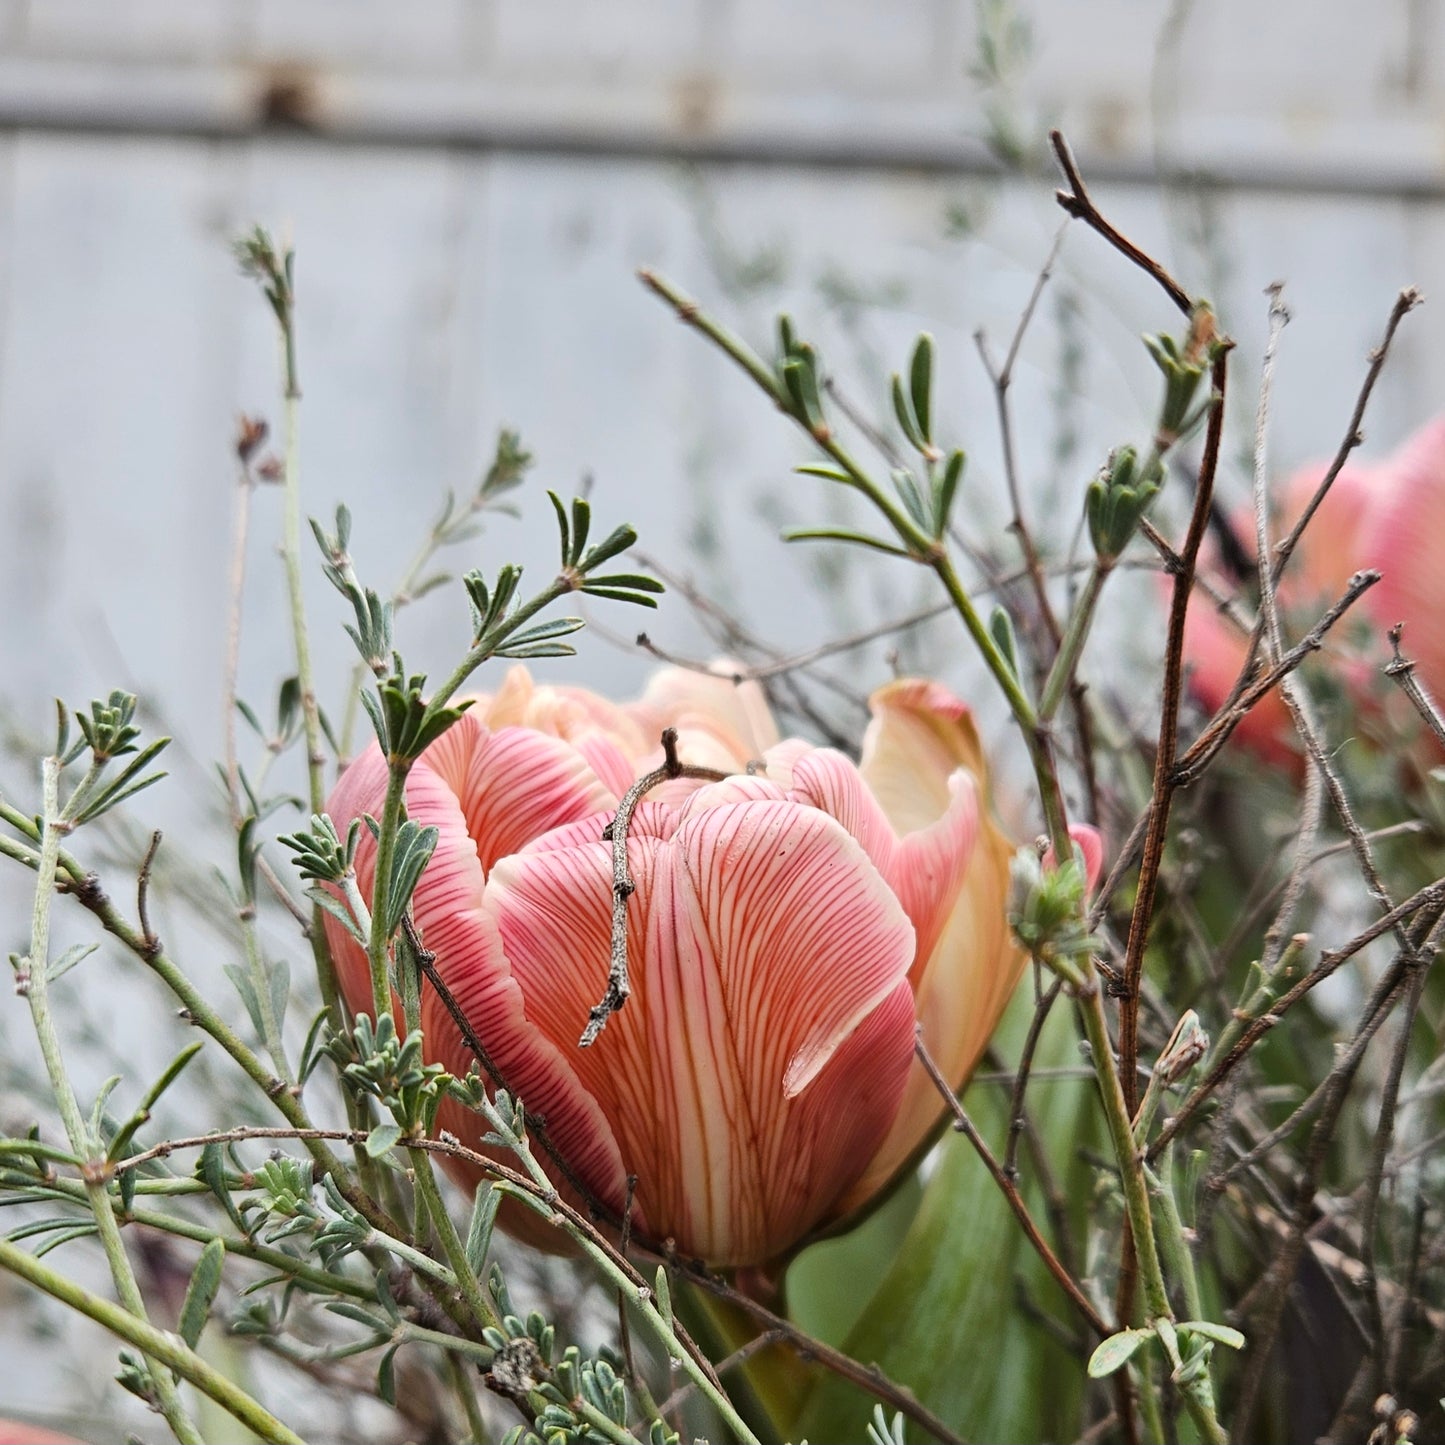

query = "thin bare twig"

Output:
[[583, 729, 729, 1045], [1270, 287, 1422, 586], [975, 221, 1069, 652], [915, 1028, 1110, 1339], [1385, 623, 1445, 751]]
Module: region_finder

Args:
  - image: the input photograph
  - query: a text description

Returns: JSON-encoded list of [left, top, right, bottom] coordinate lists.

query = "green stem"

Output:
[[0, 1168, 372, 1298], [408, 1145, 499, 1331], [572, 1397, 646, 1445], [270, 274, 344, 1031], [1076, 977, 1171, 1325], [1039, 559, 1111, 722], [489, 1112, 762, 1445], [0, 1234, 302, 1445], [23, 758, 202, 1444], [429, 574, 576, 714], [443, 1346, 490, 1443], [278, 330, 323, 819], [364, 763, 408, 1024], [402, 1322, 495, 1365]]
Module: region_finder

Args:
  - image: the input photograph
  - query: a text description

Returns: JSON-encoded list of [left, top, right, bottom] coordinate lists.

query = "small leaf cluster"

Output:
[[410, 429, 534, 600], [549, 491, 664, 612], [1008, 846, 1101, 977], [312, 506, 394, 677], [239, 1164, 370, 1271], [891, 333, 942, 464], [1088, 1316, 1244, 1384], [1086, 445, 1162, 566], [278, 812, 358, 887], [326, 1013, 446, 1136], [463, 563, 581, 661], [774, 314, 830, 439], [485, 1267, 676, 1445], [52, 692, 170, 826], [233, 226, 293, 333], [1146, 302, 1219, 445], [368, 817, 438, 942], [782, 326, 964, 556]]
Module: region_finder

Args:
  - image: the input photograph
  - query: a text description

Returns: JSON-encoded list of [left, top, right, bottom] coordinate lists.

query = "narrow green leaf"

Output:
[[989, 605, 1020, 680], [267, 956, 291, 1040], [569, 496, 592, 566], [934, 449, 965, 538], [307, 888, 366, 944], [891, 373, 925, 452], [548, 490, 571, 566], [502, 617, 585, 649], [464, 1184, 502, 1277], [33, 1223, 99, 1258], [909, 332, 935, 442], [365, 1122, 402, 1158], [1088, 1328, 1155, 1378], [654, 1266, 673, 1329], [47, 943, 98, 985], [1179, 1320, 1245, 1350], [495, 640, 581, 658], [377, 1344, 399, 1406], [580, 522, 639, 570], [87, 1077, 122, 1150], [783, 528, 916, 560], [224, 964, 265, 1039], [892, 470, 932, 531], [794, 462, 854, 484], [326, 1301, 390, 1331], [576, 586, 659, 608], [196, 1142, 246, 1231], [297, 1006, 331, 1084], [580, 573, 664, 593], [178, 1239, 226, 1349]]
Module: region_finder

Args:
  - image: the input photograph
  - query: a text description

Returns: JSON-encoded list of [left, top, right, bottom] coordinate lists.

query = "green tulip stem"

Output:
[[0, 1234, 301, 1444]]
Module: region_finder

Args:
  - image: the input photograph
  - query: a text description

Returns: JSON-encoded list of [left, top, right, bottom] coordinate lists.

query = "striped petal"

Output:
[[627, 664, 781, 774], [834, 678, 1025, 1212], [485, 795, 916, 1265], [321, 745, 635, 1225], [781, 747, 977, 979]]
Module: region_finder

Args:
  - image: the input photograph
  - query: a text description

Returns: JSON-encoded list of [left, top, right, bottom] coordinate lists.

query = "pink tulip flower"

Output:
[[1182, 417, 1445, 768], [323, 666, 1027, 1267]]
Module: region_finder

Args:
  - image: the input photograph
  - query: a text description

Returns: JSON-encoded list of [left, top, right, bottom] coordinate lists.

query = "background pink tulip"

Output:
[[1181, 417, 1445, 768], [324, 667, 1023, 1266]]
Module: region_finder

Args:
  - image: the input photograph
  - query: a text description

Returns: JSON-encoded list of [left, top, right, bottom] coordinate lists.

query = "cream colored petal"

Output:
[[835, 678, 1025, 1212]]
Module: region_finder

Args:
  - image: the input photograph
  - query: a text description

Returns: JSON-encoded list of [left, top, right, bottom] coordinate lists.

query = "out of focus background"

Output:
[[1, 2, 1442, 1438], [1, 0, 1440, 740]]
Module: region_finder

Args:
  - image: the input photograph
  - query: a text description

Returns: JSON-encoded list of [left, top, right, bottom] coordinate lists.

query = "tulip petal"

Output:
[[421, 723, 620, 873], [831, 678, 1025, 1213], [321, 746, 637, 1223], [782, 747, 978, 979], [1179, 590, 1298, 769], [1359, 417, 1445, 701], [628, 664, 781, 773], [1043, 823, 1105, 893], [478, 665, 652, 796], [486, 797, 916, 1265]]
